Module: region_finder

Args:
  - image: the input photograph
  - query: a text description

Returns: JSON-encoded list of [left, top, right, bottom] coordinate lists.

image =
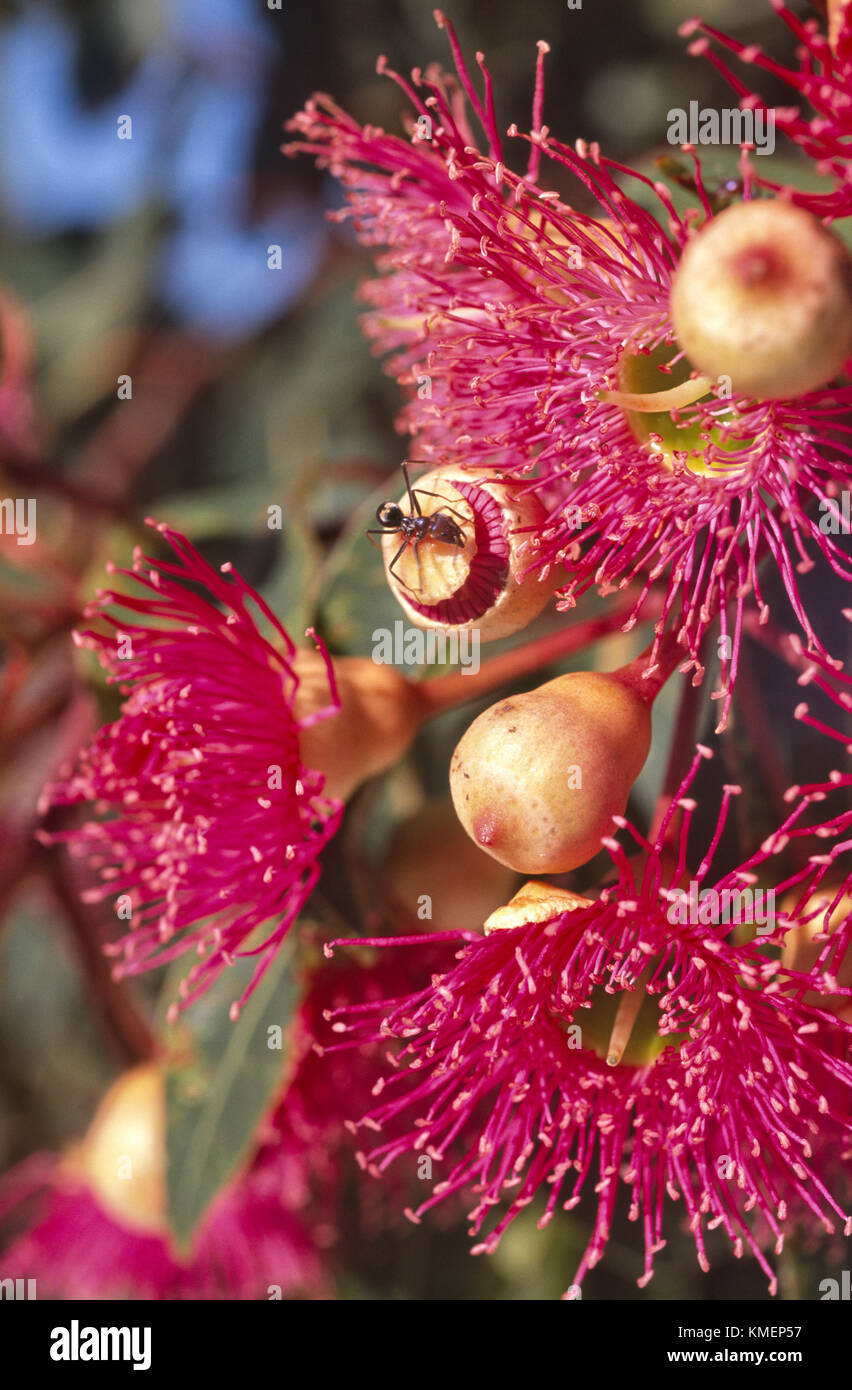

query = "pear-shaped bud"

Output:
[[670, 199, 852, 400], [381, 799, 518, 931], [64, 1065, 166, 1236], [295, 650, 429, 802], [449, 662, 659, 874], [381, 466, 554, 642]]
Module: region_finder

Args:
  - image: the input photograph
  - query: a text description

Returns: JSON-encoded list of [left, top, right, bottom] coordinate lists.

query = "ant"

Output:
[[367, 462, 469, 595]]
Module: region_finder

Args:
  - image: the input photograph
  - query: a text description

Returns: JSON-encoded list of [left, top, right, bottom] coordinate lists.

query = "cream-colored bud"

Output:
[[64, 1065, 167, 1236], [670, 200, 852, 400], [449, 667, 654, 874]]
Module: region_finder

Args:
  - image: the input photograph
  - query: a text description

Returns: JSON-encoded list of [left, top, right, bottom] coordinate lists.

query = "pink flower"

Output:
[[682, 1, 852, 219], [40, 522, 343, 1016], [288, 15, 852, 730], [0, 1160, 326, 1301], [283, 935, 463, 1142], [327, 748, 852, 1295], [0, 1068, 326, 1300]]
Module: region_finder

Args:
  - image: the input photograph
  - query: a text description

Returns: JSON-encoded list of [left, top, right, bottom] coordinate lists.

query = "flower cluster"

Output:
[[329, 748, 852, 1294], [19, 0, 852, 1302], [288, 10, 852, 728]]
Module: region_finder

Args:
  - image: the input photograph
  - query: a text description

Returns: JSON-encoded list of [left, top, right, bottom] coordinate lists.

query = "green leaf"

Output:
[[161, 936, 298, 1252], [153, 482, 278, 540]]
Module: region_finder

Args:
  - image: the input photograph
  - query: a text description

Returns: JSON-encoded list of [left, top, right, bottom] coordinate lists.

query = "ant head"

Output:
[[377, 501, 405, 529]]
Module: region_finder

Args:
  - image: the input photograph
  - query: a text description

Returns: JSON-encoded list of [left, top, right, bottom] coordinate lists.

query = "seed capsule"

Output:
[[380, 466, 555, 642], [670, 199, 852, 400]]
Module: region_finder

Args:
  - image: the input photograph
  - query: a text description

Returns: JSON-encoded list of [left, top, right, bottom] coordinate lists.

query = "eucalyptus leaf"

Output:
[[154, 482, 278, 541], [161, 937, 297, 1252]]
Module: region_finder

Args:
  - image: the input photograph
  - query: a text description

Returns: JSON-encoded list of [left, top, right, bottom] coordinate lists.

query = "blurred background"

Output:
[[0, 0, 849, 1300]]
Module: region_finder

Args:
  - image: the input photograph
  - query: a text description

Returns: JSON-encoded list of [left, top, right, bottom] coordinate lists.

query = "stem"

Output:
[[611, 625, 685, 705], [3, 448, 137, 522], [46, 851, 155, 1065], [417, 591, 664, 717]]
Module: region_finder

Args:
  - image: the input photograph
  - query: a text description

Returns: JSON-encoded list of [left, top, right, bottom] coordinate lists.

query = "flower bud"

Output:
[[670, 199, 852, 401], [295, 650, 429, 802], [65, 1065, 166, 1236], [380, 466, 554, 642], [449, 664, 656, 874], [381, 798, 518, 931]]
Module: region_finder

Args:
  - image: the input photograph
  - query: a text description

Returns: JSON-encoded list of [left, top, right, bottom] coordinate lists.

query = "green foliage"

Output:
[[160, 940, 297, 1252]]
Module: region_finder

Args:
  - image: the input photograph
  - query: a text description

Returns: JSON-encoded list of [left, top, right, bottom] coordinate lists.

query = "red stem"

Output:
[[611, 626, 685, 706], [417, 591, 664, 716]]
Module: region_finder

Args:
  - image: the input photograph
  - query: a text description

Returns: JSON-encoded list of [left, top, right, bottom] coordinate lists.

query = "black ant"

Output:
[[367, 462, 469, 595]]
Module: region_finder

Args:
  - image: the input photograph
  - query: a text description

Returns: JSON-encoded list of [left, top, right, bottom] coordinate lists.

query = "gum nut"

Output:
[[382, 466, 557, 642], [449, 669, 653, 874]]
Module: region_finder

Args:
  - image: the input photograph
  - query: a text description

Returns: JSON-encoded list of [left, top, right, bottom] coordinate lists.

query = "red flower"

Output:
[[326, 748, 852, 1294], [41, 522, 343, 1015], [288, 15, 852, 730]]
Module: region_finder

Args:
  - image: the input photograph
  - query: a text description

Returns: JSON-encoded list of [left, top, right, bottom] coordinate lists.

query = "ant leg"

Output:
[[365, 529, 388, 553], [413, 538, 424, 593], [400, 461, 423, 518], [412, 488, 469, 524], [388, 539, 418, 595]]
